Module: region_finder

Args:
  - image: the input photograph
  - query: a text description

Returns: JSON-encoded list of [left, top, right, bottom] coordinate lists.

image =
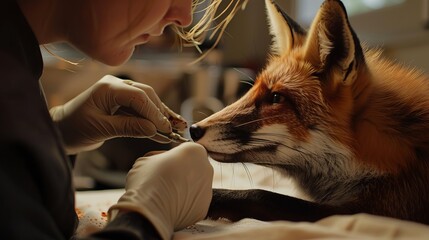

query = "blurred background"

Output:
[[40, 0, 429, 190]]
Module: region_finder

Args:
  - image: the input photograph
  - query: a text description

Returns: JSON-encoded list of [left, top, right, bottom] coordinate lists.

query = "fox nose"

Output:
[[189, 124, 206, 141]]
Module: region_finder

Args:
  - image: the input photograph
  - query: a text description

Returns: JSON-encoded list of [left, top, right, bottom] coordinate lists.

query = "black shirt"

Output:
[[0, 0, 77, 239]]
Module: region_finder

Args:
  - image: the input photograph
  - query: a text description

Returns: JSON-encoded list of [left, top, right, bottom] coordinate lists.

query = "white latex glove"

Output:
[[49, 75, 187, 154], [108, 142, 213, 240]]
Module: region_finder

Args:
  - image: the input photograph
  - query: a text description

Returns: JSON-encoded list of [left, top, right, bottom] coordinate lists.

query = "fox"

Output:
[[189, 0, 429, 224]]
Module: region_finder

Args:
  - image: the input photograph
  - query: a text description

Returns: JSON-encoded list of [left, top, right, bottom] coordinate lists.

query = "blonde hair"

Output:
[[173, 0, 249, 57]]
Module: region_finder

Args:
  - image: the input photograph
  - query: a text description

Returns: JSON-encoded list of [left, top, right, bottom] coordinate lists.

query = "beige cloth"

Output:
[[75, 160, 429, 239], [174, 214, 429, 239]]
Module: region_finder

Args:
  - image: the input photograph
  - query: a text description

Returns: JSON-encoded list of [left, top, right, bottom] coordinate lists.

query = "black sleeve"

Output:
[[0, 145, 77, 240], [79, 212, 162, 240], [0, 1, 77, 239]]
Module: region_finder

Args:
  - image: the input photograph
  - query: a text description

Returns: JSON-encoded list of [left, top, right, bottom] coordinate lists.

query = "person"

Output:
[[0, 0, 247, 239]]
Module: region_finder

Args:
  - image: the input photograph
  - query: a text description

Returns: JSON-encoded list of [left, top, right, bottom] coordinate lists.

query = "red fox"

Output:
[[190, 0, 429, 224]]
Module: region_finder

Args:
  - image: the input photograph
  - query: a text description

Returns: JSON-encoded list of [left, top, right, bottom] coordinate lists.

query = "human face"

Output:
[[62, 0, 193, 66]]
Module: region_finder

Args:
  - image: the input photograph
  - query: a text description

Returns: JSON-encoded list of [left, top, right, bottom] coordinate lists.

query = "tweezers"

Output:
[[155, 131, 191, 144], [113, 106, 190, 143]]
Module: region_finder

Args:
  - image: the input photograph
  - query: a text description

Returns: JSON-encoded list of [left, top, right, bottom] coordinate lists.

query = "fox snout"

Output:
[[189, 124, 206, 142]]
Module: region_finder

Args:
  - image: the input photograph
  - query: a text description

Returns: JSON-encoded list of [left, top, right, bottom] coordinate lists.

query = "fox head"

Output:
[[190, 0, 374, 196]]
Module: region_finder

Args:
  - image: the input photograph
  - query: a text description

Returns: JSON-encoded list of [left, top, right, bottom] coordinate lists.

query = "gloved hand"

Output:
[[108, 142, 213, 240], [49, 75, 187, 154]]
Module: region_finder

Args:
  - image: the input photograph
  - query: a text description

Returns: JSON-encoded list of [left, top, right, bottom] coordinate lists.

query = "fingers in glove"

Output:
[[109, 115, 158, 138], [123, 80, 188, 131], [114, 85, 172, 134], [161, 103, 188, 131], [122, 80, 169, 116]]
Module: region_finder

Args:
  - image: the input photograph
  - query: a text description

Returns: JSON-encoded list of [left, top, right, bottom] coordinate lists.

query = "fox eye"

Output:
[[271, 92, 285, 104]]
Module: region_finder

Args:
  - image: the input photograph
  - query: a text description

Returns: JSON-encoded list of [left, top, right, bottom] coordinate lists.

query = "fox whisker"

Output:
[[218, 161, 224, 187], [250, 133, 311, 154], [246, 137, 311, 161], [233, 67, 255, 82], [240, 80, 254, 87], [196, 111, 210, 118], [241, 162, 254, 187], [235, 114, 289, 127]]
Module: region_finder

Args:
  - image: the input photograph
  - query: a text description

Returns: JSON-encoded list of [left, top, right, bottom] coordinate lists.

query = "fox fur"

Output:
[[190, 0, 429, 224]]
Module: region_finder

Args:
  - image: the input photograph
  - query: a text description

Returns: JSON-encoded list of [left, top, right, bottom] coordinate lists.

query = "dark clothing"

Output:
[[0, 1, 77, 239], [0, 1, 160, 239]]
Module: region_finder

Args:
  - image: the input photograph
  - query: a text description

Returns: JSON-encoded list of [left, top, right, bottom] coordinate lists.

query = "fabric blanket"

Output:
[[75, 160, 429, 239]]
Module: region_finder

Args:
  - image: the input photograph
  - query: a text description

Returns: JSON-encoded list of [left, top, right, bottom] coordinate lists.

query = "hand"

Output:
[[49, 75, 187, 154], [108, 142, 213, 240]]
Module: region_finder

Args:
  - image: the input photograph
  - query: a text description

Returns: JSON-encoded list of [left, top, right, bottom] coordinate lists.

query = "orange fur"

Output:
[[353, 49, 429, 172]]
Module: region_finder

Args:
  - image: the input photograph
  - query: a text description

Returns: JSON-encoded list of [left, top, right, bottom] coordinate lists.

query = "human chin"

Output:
[[96, 47, 135, 66]]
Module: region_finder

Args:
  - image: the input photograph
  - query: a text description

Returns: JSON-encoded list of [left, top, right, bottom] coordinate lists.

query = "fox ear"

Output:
[[265, 0, 306, 55], [303, 0, 364, 87]]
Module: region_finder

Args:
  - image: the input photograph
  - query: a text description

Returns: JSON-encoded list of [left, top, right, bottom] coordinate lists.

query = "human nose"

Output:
[[165, 1, 193, 27]]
